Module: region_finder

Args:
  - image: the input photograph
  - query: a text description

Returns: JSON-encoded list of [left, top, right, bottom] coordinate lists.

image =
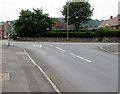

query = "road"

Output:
[[2, 40, 118, 92]]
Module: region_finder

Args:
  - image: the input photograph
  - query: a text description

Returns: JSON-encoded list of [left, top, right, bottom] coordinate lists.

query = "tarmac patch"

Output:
[[0, 73, 10, 80], [113, 52, 120, 55], [16, 52, 25, 55]]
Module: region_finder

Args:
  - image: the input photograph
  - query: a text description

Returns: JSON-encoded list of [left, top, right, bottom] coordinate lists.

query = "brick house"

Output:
[[52, 18, 65, 29], [99, 16, 120, 30], [52, 18, 74, 30], [0, 22, 7, 39]]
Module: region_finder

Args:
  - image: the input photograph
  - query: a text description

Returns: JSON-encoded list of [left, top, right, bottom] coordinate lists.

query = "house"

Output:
[[99, 16, 120, 30], [52, 18, 65, 29], [0, 22, 7, 39], [52, 18, 74, 30]]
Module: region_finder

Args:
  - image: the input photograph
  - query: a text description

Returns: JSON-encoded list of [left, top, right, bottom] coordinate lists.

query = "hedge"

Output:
[[12, 28, 120, 39]]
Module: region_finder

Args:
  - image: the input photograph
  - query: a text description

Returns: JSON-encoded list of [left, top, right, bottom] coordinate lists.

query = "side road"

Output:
[[2, 45, 55, 92], [100, 44, 119, 55]]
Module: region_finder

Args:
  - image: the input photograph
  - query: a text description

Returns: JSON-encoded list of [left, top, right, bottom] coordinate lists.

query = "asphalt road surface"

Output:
[[2, 41, 118, 92]]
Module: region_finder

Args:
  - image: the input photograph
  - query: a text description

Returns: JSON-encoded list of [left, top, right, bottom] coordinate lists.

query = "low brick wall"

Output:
[[18, 37, 119, 42]]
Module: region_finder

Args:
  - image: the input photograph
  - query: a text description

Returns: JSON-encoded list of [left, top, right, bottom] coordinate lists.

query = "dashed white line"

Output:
[[70, 53, 76, 56], [39, 45, 42, 48], [55, 47, 66, 52], [49, 45, 53, 47], [70, 53, 92, 63], [77, 56, 92, 63]]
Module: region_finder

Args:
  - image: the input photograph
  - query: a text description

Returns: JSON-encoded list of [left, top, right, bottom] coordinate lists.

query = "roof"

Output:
[[99, 16, 120, 27], [53, 18, 64, 26]]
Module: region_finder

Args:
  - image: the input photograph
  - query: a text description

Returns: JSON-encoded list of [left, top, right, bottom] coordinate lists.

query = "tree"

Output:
[[14, 8, 54, 37], [61, 1, 94, 30]]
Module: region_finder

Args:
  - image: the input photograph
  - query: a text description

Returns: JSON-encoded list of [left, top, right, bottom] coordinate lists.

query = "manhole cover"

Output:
[[0, 73, 10, 80]]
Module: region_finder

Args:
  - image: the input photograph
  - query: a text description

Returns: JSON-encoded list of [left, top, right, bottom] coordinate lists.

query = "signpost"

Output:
[[6, 21, 12, 46]]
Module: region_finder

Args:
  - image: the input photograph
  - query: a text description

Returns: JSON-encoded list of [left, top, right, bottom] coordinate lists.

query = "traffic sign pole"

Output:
[[6, 21, 12, 47]]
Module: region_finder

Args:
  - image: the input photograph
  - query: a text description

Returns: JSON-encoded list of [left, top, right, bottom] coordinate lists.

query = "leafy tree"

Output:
[[14, 8, 54, 37], [61, 1, 94, 30]]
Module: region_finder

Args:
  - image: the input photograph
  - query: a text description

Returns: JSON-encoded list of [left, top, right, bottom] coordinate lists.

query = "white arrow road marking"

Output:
[[32, 45, 42, 48]]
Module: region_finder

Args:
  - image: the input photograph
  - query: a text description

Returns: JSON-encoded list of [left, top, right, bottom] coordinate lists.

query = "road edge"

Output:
[[99, 46, 111, 53], [23, 48, 61, 93], [99, 46, 119, 55]]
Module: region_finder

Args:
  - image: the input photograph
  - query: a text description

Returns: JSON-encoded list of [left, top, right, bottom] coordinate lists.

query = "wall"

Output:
[[18, 37, 119, 42]]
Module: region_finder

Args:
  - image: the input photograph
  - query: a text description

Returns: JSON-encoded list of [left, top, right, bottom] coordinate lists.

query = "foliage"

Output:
[[97, 26, 113, 32], [11, 32, 18, 40], [14, 8, 54, 37], [44, 29, 120, 38], [61, 1, 93, 30]]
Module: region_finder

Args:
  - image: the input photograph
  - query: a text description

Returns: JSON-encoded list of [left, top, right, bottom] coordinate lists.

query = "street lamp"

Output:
[[67, 0, 70, 42]]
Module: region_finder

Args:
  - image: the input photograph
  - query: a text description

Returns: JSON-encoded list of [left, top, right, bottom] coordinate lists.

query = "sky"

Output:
[[0, 0, 119, 22]]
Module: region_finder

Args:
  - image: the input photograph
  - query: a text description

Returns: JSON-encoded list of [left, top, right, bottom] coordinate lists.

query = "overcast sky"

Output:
[[0, 0, 119, 22]]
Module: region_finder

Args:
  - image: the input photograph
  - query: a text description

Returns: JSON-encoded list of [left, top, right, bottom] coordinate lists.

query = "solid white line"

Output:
[[24, 49, 61, 93], [55, 47, 66, 52]]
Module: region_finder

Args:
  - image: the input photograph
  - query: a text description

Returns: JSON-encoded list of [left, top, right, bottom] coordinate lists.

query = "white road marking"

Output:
[[55, 47, 66, 52], [39, 45, 42, 48], [77, 56, 92, 63], [49, 45, 53, 47], [70, 53, 92, 63], [70, 53, 76, 56], [24, 49, 61, 93], [32, 45, 42, 48]]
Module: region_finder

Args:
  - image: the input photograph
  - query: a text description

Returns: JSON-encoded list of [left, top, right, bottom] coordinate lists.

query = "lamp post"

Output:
[[67, 0, 69, 42]]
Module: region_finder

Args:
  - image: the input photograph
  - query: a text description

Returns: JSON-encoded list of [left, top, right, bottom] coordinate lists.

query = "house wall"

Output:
[[0, 23, 7, 39], [118, 25, 120, 30]]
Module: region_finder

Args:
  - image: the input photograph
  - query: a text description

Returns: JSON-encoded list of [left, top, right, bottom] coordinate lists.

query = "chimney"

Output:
[[110, 16, 113, 19]]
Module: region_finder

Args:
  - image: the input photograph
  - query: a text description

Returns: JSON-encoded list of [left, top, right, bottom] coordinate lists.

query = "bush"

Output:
[[96, 26, 120, 37], [12, 32, 18, 40]]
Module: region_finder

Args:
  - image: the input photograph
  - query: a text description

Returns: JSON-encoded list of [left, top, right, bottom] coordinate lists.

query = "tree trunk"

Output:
[[75, 24, 79, 30]]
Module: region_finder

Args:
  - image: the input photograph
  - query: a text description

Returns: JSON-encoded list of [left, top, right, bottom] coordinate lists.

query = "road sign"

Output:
[[6, 21, 13, 33], [6, 21, 12, 27], [6, 21, 13, 47]]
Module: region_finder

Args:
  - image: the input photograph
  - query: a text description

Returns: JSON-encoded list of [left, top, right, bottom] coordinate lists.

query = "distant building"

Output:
[[52, 18, 74, 30], [99, 16, 120, 30], [0, 22, 7, 39]]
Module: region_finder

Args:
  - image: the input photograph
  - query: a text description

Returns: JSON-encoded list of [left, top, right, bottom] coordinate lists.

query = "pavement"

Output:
[[100, 44, 120, 55], [2, 44, 55, 92]]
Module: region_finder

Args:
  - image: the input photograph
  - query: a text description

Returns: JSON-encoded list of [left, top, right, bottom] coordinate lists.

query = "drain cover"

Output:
[[0, 73, 10, 80]]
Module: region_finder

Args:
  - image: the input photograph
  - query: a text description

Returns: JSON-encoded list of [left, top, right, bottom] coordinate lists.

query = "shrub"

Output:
[[12, 32, 18, 40]]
